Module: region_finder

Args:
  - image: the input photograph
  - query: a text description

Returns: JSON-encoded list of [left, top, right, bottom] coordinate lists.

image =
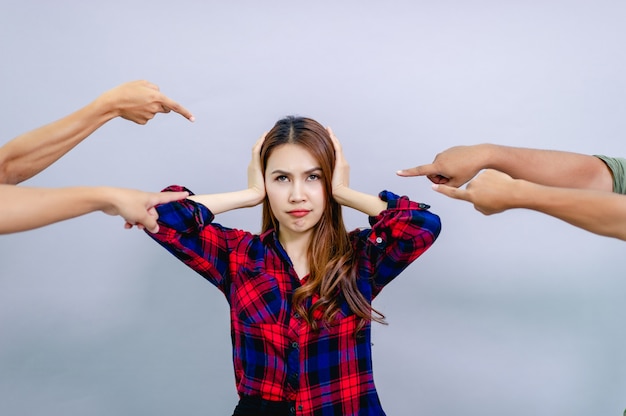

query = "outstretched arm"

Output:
[[327, 127, 387, 216], [0, 185, 189, 234], [397, 143, 613, 191], [0, 80, 194, 185], [434, 169, 626, 240], [187, 133, 267, 214]]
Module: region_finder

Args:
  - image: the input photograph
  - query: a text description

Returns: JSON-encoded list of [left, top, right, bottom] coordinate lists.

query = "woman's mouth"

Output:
[[288, 210, 310, 218]]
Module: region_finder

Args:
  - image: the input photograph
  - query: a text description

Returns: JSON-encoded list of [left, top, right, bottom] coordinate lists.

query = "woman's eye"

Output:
[[276, 175, 288, 182], [308, 174, 320, 181]]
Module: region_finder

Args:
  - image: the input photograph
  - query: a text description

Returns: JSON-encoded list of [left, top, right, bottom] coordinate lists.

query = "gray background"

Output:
[[1, 1, 624, 415]]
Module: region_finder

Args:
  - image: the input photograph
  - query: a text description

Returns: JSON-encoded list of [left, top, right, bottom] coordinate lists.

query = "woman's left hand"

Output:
[[328, 127, 350, 197]]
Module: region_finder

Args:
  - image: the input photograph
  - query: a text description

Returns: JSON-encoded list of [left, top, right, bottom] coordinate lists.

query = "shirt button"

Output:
[[293, 312, 300, 319], [375, 236, 383, 244], [291, 341, 299, 349], [298, 405, 303, 411]]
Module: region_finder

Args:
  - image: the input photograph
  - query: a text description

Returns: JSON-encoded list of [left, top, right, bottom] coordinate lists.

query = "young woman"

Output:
[[146, 116, 441, 416]]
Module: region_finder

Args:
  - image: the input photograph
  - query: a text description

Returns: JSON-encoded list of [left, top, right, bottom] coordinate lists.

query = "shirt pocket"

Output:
[[232, 268, 286, 325]]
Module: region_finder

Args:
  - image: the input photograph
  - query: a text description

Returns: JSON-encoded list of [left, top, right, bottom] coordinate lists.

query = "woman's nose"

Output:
[[289, 181, 305, 202]]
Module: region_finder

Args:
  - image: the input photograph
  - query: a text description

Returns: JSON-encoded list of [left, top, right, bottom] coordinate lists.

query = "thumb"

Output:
[[144, 222, 159, 233], [142, 210, 160, 233], [396, 163, 437, 177]]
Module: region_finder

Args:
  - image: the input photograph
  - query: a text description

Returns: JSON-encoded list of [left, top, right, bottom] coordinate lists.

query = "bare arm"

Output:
[[0, 185, 189, 234], [327, 128, 387, 216], [397, 143, 613, 191], [0, 80, 194, 185], [434, 169, 626, 240]]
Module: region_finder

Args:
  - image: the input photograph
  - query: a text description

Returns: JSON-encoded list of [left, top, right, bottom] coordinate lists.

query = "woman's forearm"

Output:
[[188, 189, 264, 215], [332, 187, 387, 217]]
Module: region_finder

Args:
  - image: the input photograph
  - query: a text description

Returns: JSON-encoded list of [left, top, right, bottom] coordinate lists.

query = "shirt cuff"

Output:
[[378, 190, 431, 211]]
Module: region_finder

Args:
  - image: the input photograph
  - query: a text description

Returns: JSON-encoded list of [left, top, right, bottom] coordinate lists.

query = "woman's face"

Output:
[[264, 143, 326, 241]]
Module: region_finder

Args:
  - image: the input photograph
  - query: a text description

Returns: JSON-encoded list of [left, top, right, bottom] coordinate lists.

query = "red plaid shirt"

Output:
[[148, 186, 441, 416]]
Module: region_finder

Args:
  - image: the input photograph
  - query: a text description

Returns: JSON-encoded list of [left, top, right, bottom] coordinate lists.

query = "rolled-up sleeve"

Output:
[[355, 190, 441, 295], [146, 185, 248, 292], [595, 155, 626, 195]]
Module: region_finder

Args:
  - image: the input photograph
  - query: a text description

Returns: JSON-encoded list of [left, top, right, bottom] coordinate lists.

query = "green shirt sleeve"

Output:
[[594, 155, 626, 195]]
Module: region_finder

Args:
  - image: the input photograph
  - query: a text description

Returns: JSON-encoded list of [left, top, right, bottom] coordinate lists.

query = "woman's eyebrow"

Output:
[[270, 167, 322, 175]]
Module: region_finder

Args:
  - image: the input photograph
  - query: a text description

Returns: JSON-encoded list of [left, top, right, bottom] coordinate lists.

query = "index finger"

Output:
[[396, 164, 438, 178], [160, 94, 195, 121]]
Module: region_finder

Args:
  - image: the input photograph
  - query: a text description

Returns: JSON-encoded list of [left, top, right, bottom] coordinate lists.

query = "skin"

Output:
[[432, 169, 626, 240], [397, 143, 612, 190], [397, 143, 626, 240], [0, 80, 193, 234], [188, 126, 388, 275], [264, 143, 326, 246], [327, 127, 387, 217], [0, 185, 188, 234], [264, 142, 324, 278], [0, 80, 194, 185]]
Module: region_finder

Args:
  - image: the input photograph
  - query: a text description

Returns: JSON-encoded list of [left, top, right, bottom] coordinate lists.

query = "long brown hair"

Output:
[[260, 116, 386, 331]]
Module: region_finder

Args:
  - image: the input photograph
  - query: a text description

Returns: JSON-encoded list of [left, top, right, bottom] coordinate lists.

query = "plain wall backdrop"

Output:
[[1, 1, 624, 415]]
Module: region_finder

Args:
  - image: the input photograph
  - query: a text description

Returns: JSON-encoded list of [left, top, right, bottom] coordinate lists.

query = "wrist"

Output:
[[90, 91, 120, 122], [331, 185, 351, 206], [92, 186, 119, 214], [245, 188, 266, 207], [333, 187, 387, 216], [477, 143, 500, 170], [509, 179, 537, 210]]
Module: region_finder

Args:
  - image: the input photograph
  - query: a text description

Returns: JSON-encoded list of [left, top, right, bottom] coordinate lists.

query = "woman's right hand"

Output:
[[247, 132, 267, 204]]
